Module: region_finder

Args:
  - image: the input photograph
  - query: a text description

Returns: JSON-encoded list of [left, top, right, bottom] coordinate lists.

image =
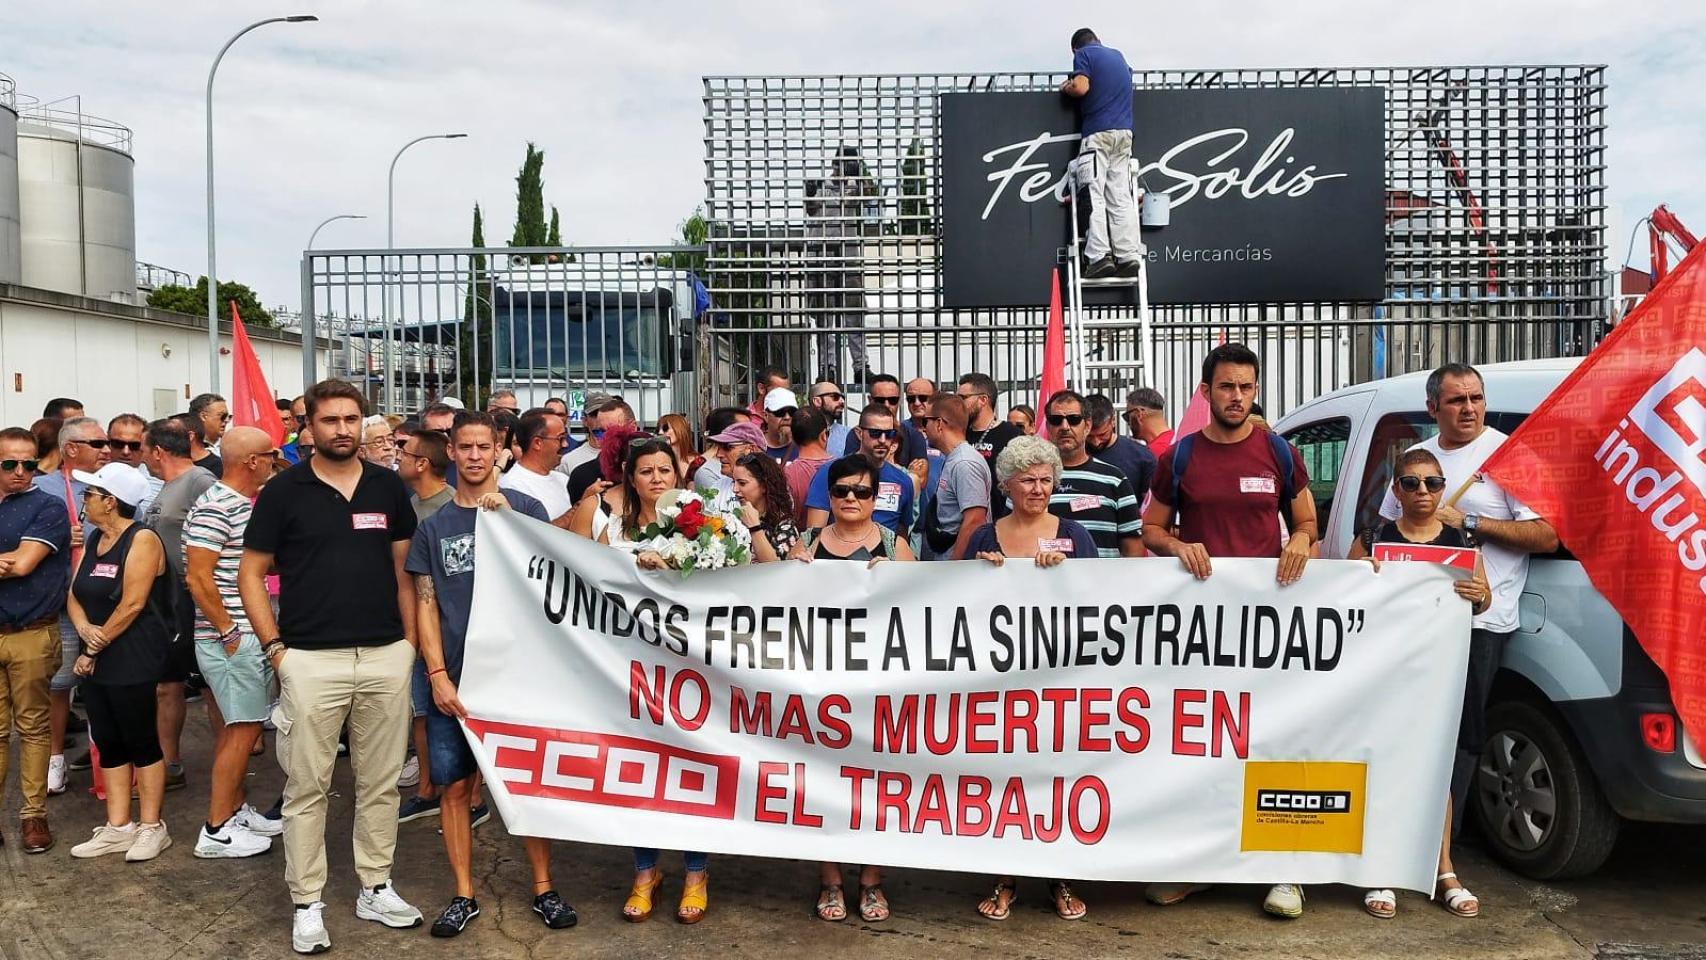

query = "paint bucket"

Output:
[[1141, 191, 1171, 227]]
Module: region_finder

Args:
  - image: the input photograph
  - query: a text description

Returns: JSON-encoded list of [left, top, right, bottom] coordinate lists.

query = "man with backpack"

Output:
[[1140, 342, 1319, 918]]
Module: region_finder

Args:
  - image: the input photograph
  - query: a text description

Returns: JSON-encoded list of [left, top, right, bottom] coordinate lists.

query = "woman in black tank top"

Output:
[[64, 466, 174, 861]]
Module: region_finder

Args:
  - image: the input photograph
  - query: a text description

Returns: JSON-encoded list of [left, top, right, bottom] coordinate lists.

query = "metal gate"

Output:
[[702, 65, 1607, 417]]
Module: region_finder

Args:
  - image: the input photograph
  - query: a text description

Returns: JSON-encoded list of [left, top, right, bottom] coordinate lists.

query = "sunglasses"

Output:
[[861, 427, 898, 440], [294, 415, 307, 425], [905, 393, 934, 404], [956, 391, 989, 401], [770, 407, 798, 418], [75, 438, 111, 449], [0, 459, 38, 473], [81, 487, 113, 501], [814, 392, 844, 402], [914, 415, 939, 426], [872, 395, 900, 406], [830, 483, 876, 501], [216, 413, 231, 422], [1398, 475, 1448, 493], [1046, 413, 1086, 427], [107, 439, 143, 453]]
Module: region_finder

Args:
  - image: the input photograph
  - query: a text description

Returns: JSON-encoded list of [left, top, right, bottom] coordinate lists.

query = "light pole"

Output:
[[383, 132, 467, 412], [206, 14, 317, 394], [301, 214, 366, 388]]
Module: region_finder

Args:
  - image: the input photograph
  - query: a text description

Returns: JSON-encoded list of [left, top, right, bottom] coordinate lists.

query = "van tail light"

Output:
[[1640, 712, 1676, 753]]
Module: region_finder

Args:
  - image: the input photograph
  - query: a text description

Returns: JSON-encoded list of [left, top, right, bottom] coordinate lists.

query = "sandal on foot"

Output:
[[977, 880, 1017, 921], [858, 884, 890, 922], [1436, 873, 1479, 918], [1363, 888, 1397, 919], [623, 871, 664, 922], [816, 884, 846, 922], [1050, 881, 1087, 920], [678, 875, 709, 924]]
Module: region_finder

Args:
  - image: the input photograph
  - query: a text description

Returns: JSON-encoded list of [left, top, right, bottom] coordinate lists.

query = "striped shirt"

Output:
[[180, 481, 253, 641], [1040, 455, 1141, 558]]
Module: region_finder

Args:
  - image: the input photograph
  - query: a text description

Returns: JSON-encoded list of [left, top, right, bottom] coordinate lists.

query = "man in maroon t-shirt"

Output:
[[1140, 342, 1319, 919]]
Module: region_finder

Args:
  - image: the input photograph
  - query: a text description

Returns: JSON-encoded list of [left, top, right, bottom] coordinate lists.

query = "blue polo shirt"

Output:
[[1071, 41, 1134, 136], [0, 487, 72, 627]]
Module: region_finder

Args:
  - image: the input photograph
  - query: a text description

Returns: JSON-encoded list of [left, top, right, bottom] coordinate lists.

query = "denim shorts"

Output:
[[194, 633, 273, 723], [424, 701, 477, 787], [410, 657, 430, 718]]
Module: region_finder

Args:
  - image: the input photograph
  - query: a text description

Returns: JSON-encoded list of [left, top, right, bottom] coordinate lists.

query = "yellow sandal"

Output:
[[677, 874, 710, 924], [624, 871, 665, 922]]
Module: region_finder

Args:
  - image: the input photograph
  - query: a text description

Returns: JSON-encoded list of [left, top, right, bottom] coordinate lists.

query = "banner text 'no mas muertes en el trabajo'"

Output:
[[459, 512, 1471, 893]]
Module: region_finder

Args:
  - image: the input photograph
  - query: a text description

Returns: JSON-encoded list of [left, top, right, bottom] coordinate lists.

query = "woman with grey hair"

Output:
[[967, 434, 1097, 921]]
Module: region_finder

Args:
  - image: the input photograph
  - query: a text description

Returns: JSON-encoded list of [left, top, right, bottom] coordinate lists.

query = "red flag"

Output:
[[1175, 385, 1211, 438], [1482, 241, 1706, 752], [1038, 267, 1066, 410], [229, 301, 285, 447]]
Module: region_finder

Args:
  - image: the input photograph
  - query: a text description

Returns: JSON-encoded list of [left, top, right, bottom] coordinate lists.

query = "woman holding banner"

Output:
[[968, 435, 1094, 921], [730, 452, 798, 562], [1348, 446, 1490, 919]]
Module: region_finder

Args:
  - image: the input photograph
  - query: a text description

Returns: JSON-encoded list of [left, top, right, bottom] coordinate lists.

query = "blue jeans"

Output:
[[633, 848, 708, 873]]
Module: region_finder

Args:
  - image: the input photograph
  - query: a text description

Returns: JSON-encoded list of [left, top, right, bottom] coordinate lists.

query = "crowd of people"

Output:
[[0, 344, 1554, 953]]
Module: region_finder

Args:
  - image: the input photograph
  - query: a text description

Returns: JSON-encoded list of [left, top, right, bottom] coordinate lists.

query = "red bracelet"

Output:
[[427, 667, 447, 678]]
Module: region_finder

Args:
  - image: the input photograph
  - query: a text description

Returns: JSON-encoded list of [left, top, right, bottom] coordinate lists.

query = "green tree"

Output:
[[655, 205, 708, 273], [898, 137, 931, 236], [510, 142, 548, 261], [547, 205, 561, 247], [461, 204, 493, 407], [147, 277, 275, 328]]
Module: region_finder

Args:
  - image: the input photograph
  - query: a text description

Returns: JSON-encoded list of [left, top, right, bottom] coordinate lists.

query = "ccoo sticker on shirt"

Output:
[[1069, 494, 1102, 513], [91, 562, 119, 579], [351, 512, 389, 531], [1239, 476, 1277, 495], [1038, 538, 1076, 554]]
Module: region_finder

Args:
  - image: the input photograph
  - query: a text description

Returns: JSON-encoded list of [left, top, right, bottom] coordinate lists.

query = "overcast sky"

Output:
[[6, 0, 1703, 312]]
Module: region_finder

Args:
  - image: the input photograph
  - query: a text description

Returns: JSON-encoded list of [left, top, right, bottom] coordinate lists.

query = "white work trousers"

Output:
[[1080, 130, 1141, 264]]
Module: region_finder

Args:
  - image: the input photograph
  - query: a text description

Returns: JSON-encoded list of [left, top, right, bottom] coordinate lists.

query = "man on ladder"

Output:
[[1061, 27, 1142, 279]]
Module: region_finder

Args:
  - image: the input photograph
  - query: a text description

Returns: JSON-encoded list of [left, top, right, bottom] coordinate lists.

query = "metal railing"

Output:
[[16, 95, 133, 154]]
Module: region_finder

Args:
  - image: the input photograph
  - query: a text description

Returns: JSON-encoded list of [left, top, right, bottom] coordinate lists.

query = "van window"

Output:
[[1354, 411, 1530, 537], [1281, 418, 1352, 525]]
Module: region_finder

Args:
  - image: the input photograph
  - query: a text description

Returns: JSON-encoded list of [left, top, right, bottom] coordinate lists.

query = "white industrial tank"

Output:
[[16, 99, 136, 301], [0, 76, 20, 285]]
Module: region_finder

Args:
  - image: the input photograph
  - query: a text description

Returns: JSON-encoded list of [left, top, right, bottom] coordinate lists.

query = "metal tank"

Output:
[[0, 75, 20, 285], [16, 97, 136, 301]]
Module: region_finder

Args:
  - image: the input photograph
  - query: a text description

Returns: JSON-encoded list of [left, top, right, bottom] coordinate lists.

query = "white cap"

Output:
[[763, 387, 801, 412], [441, 396, 466, 410], [72, 463, 150, 509]]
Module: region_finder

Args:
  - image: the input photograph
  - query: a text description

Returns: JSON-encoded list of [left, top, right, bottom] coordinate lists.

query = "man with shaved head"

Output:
[[184, 427, 284, 856]]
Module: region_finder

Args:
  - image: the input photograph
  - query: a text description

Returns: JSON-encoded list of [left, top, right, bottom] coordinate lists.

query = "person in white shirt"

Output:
[[1379, 362, 1559, 864], [497, 411, 574, 526]]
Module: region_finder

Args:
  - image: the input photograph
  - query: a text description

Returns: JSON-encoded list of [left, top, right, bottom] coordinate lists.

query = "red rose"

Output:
[[676, 500, 706, 538]]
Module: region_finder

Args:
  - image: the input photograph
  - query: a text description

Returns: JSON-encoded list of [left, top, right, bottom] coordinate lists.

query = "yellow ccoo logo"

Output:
[[1240, 761, 1367, 854]]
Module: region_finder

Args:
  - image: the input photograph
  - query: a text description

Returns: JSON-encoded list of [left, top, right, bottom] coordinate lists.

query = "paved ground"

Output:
[[2, 716, 1703, 960]]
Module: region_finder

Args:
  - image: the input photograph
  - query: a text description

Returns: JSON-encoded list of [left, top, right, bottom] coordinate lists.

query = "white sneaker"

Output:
[[47, 755, 66, 795], [396, 755, 420, 789], [71, 822, 136, 858], [124, 821, 172, 862], [356, 882, 423, 929], [1264, 882, 1306, 918], [292, 901, 331, 954], [195, 820, 273, 858], [233, 802, 284, 838]]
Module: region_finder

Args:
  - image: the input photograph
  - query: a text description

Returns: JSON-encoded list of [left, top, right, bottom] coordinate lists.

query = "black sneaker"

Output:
[[1082, 255, 1118, 279], [430, 896, 480, 938], [1115, 258, 1144, 277], [532, 890, 577, 929], [66, 748, 92, 772]]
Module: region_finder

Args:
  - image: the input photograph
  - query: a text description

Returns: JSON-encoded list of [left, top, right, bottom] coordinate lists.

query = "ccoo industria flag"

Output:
[[1481, 242, 1706, 752]]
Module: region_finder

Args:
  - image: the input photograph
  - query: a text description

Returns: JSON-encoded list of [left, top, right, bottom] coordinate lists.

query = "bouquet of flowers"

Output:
[[634, 488, 752, 577]]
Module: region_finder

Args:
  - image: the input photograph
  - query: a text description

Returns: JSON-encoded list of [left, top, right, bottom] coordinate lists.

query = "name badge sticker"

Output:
[[352, 512, 389, 531], [1038, 538, 1076, 553], [875, 482, 902, 513], [91, 562, 119, 579], [1069, 494, 1101, 513], [1239, 476, 1278, 495]]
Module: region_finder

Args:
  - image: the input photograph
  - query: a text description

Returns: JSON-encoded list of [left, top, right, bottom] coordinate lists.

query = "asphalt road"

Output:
[[2, 716, 1702, 960]]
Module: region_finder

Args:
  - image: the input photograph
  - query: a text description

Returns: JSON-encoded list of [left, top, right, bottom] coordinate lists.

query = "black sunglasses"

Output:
[[770, 407, 798, 418], [75, 438, 111, 449], [108, 439, 143, 453], [830, 483, 876, 501], [862, 427, 898, 440], [905, 393, 933, 404], [914, 415, 939, 426], [1398, 475, 1448, 493], [0, 459, 39, 473], [1046, 413, 1086, 427], [813, 392, 844, 402], [872, 396, 900, 406]]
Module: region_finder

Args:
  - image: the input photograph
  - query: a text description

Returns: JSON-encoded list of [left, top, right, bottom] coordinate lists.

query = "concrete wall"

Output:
[[0, 283, 328, 425]]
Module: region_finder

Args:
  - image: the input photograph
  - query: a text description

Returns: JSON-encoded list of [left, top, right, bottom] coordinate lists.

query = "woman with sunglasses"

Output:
[[1006, 403, 1037, 436], [730, 452, 797, 562], [63, 465, 177, 862], [1348, 447, 1490, 920], [966, 435, 1096, 921]]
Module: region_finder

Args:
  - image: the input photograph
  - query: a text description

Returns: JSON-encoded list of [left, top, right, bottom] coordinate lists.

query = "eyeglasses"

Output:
[[830, 483, 876, 500], [294, 415, 307, 426], [872, 395, 900, 406], [1398, 475, 1448, 493], [914, 415, 940, 426], [74, 438, 111, 449], [956, 391, 990, 401], [862, 427, 898, 439], [81, 487, 113, 502], [0, 459, 38, 473], [108, 440, 142, 453], [813, 392, 844, 402], [770, 407, 798, 418], [216, 413, 231, 423], [1046, 413, 1086, 427], [905, 393, 934, 404]]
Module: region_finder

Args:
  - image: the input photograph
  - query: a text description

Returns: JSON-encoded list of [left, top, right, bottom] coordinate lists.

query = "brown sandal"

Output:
[[977, 879, 1017, 921], [1050, 880, 1087, 920]]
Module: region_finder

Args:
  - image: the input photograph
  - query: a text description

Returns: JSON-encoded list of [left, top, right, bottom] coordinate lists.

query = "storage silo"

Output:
[[16, 98, 136, 301], [0, 75, 20, 285]]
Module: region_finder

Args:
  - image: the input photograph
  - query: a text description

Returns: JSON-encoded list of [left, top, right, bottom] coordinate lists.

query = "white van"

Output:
[[1274, 357, 1706, 879]]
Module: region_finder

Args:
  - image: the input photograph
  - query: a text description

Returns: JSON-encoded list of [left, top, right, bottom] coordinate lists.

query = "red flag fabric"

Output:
[[1038, 267, 1066, 409], [229, 301, 286, 447], [1175, 385, 1211, 439], [1481, 241, 1706, 752]]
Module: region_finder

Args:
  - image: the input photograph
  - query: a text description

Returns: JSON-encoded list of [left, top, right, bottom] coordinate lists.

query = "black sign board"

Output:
[[940, 87, 1385, 308]]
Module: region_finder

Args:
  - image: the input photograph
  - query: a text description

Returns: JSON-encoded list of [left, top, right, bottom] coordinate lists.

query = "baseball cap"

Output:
[[763, 388, 801, 413], [706, 421, 768, 449], [440, 396, 465, 410], [73, 463, 150, 508]]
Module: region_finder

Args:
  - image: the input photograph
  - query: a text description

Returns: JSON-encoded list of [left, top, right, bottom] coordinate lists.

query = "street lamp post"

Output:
[[301, 214, 366, 389], [383, 132, 467, 412], [206, 14, 317, 395]]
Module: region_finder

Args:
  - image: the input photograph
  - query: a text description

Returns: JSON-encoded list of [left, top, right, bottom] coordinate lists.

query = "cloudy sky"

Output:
[[6, 0, 1703, 311]]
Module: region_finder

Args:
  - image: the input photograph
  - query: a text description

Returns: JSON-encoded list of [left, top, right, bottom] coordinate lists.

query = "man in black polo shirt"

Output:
[[0, 426, 72, 854], [239, 380, 423, 955]]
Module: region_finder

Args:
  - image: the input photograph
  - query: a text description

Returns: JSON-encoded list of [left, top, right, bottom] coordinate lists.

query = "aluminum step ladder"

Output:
[[1062, 182, 1153, 397]]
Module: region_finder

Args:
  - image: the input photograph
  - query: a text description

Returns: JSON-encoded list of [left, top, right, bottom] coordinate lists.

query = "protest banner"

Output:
[[460, 512, 1471, 893]]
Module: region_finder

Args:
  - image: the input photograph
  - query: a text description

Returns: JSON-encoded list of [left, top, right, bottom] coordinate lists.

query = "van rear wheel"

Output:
[[1474, 699, 1619, 879]]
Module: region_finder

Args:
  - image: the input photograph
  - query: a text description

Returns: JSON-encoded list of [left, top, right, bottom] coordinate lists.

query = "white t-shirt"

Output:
[[499, 463, 574, 520], [1380, 427, 1541, 632]]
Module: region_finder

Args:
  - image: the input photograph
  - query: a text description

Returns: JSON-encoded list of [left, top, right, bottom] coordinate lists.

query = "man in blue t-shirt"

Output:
[[804, 404, 915, 537], [1062, 28, 1140, 279]]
